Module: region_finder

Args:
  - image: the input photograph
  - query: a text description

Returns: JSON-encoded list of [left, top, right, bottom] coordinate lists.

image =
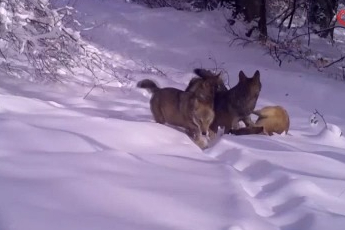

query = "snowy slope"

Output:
[[1, 0, 345, 230]]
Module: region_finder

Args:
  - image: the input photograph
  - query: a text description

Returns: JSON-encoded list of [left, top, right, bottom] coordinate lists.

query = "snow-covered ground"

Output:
[[1, 0, 345, 230]]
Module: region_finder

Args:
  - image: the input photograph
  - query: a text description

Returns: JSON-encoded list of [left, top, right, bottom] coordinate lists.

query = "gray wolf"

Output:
[[210, 70, 262, 135], [137, 79, 215, 149]]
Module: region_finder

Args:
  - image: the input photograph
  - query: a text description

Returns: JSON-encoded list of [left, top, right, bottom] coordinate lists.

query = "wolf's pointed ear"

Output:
[[239, 71, 247, 82], [253, 70, 260, 80]]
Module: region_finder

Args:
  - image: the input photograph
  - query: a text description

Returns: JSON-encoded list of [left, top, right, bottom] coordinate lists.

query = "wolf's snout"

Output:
[[202, 131, 207, 136]]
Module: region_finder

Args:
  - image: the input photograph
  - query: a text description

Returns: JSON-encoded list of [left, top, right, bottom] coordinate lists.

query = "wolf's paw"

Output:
[[194, 136, 209, 150], [208, 129, 217, 140]]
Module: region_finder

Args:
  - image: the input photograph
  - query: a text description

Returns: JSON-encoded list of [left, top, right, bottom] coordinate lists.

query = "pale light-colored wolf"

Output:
[[230, 105, 290, 136]]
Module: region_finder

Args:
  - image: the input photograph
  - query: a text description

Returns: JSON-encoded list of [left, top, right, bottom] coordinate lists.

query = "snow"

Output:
[[1, 0, 345, 230]]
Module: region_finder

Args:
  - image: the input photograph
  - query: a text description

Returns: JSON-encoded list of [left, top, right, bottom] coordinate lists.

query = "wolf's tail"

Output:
[[193, 68, 216, 79], [137, 79, 160, 93]]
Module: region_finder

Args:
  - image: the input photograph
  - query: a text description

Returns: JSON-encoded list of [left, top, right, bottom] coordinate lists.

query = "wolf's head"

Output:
[[227, 70, 262, 116], [238, 70, 262, 99], [191, 98, 215, 136]]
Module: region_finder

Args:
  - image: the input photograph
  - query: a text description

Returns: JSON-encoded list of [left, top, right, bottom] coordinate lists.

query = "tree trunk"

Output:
[[234, 0, 261, 22], [308, 0, 338, 38], [258, 0, 267, 40]]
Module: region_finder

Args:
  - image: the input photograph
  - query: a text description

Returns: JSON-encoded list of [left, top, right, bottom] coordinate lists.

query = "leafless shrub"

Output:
[[226, 0, 345, 80], [130, 0, 231, 11], [0, 0, 128, 85]]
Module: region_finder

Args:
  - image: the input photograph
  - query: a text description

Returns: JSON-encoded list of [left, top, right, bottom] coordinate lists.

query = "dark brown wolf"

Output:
[[230, 105, 290, 136], [137, 79, 215, 149], [210, 70, 262, 134]]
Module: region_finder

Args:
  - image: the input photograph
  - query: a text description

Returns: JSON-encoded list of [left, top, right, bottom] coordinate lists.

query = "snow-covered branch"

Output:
[[0, 0, 126, 84]]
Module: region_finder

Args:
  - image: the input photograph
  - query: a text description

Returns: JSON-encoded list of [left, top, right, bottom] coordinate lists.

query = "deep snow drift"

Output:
[[1, 1, 345, 230]]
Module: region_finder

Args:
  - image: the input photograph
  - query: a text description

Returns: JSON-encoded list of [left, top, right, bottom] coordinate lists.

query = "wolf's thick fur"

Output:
[[137, 79, 215, 149], [137, 79, 159, 93], [186, 68, 227, 94], [230, 106, 290, 136], [211, 70, 262, 134]]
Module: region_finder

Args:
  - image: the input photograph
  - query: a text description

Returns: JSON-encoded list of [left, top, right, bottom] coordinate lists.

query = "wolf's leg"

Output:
[[223, 119, 233, 134], [232, 118, 240, 129], [185, 128, 196, 139], [150, 103, 165, 124], [191, 128, 208, 149], [186, 125, 208, 149], [224, 117, 240, 134], [209, 119, 219, 135], [153, 112, 165, 124], [224, 125, 232, 135], [242, 116, 255, 127], [186, 120, 202, 138], [194, 135, 208, 149], [208, 129, 217, 140]]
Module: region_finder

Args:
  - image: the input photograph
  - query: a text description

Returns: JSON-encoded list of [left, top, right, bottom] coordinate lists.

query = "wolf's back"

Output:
[[254, 106, 290, 135], [137, 79, 160, 93]]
